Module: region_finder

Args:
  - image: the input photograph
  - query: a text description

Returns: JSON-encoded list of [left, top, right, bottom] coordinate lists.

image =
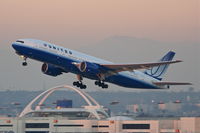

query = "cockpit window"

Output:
[[16, 40, 24, 43]]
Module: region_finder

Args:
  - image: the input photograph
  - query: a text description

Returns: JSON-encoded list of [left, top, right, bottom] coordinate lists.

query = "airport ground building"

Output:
[[0, 85, 199, 133], [0, 116, 200, 133]]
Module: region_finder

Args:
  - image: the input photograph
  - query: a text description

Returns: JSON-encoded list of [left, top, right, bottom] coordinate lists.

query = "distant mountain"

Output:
[[77, 36, 181, 62]]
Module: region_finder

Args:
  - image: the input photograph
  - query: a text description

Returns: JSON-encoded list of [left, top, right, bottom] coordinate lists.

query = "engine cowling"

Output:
[[41, 63, 63, 76], [78, 61, 100, 74]]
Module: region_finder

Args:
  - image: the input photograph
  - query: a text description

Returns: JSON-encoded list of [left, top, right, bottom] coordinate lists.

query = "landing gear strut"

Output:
[[21, 56, 27, 66], [73, 75, 87, 89], [95, 81, 108, 89]]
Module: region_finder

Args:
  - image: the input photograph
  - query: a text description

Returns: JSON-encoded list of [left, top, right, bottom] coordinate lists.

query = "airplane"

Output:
[[12, 39, 191, 89]]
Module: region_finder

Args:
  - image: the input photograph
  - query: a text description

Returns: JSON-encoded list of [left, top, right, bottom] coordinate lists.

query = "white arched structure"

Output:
[[19, 85, 109, 119]]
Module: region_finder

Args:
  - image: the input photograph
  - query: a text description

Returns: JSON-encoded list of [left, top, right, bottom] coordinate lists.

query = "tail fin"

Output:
[[144, 51, 175, 81]]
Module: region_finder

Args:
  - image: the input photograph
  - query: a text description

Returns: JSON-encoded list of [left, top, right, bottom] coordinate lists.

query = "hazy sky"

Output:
[[0, 0, 199, 45], [0, 0, 199, 91]]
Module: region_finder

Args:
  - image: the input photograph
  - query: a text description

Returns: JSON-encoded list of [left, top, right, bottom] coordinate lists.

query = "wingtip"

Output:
[[175, 60, 183, 63], [168, 60, 182, 64]]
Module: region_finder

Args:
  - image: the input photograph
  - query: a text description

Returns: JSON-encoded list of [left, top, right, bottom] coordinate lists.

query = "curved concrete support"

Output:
[[19, 88, 55, 117], [81, 91, 100, 107], [35, 89, 55, 110], [19, 85, 103, 118]]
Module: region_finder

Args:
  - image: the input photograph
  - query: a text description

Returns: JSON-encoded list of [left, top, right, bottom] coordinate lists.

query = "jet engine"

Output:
[[41, 63, 63, 76], [78, 61, 100, 74]]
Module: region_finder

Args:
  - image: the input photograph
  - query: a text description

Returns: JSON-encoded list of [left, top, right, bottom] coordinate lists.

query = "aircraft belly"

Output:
[[106, 74, 159, 89]]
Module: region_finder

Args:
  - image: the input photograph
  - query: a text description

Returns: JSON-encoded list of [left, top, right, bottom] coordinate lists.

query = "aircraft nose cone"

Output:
[[12, 43, 22, 52], [12, 43, 18, 49], [12, 43, 16, 48]]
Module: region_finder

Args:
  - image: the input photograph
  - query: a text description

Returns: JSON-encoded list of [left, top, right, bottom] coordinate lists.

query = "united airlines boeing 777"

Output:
[[12, 39, 191, 89]]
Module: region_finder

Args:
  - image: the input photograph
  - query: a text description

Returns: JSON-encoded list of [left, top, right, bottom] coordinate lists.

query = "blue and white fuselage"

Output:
[[12, 39, 190, 89]]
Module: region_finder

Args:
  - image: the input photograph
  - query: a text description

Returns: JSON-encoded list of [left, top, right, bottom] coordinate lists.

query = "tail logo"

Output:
[[144, 51, 175, 81]]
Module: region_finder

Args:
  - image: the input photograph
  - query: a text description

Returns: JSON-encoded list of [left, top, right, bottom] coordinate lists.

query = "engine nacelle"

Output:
[[41, 63, 63, 76], [79, 62, 100, 74]]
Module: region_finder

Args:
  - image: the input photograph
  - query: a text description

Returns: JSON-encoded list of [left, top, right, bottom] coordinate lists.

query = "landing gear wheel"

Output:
[[77, 82, 81, 87], [83, 85, 87, 89], [80, 84, 86, 89], [73, 81, 87, 89], [73, 81, 78, 86], [21, 56, 28, 66], [94, 80, 108, 89], [22, 62, 27, 66], [98, 83, 102, 87], [102, 84, 108, 89], [95, 81, 99, 85]]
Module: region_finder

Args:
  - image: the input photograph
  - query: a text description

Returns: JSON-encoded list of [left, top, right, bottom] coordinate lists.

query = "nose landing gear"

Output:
[[21, 56, 28, 66], [22, 61, 27, 66]]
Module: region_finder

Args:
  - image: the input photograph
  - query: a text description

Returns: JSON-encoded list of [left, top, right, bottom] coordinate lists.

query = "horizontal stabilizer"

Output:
[[153, 81, 192, 86]]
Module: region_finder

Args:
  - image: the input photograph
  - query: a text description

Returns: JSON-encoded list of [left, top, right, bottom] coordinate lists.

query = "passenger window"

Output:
[[48, 45, 52, 48], [61, 48, 63, 52], [69, 51, 72, 54], [43, 44, 47, 47], [57, 47, 59, 51], [65, 50, 68, 53], [53, 46, 56, 49]]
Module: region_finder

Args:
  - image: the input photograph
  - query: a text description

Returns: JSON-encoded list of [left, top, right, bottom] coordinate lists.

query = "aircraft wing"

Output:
[[101, 60, 182, 73], [153, 82, 192, 86]]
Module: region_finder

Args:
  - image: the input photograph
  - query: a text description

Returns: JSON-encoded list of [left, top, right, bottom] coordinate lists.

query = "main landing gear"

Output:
[[95, 81, 108, 89], [73, 81, 87, 89], [73, 75, 87, 89]]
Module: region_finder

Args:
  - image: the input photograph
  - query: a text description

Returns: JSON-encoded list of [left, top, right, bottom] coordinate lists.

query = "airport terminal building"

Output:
[[0, 85, 199, 133], [0, 116, 200, 133]]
